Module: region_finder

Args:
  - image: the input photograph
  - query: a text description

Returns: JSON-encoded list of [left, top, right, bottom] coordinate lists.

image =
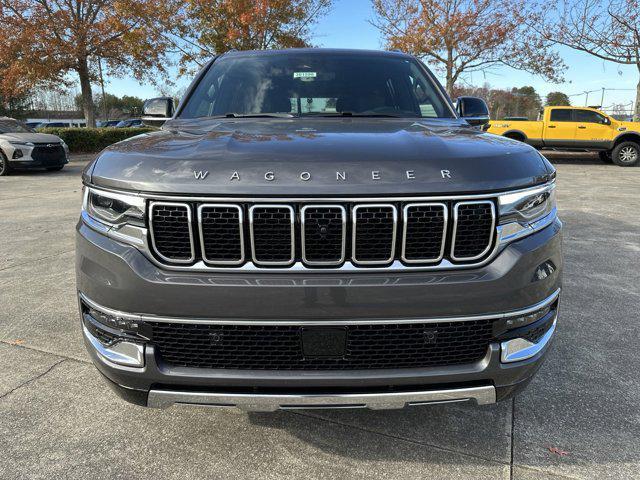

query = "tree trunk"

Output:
[[77, 57, 96, 128]]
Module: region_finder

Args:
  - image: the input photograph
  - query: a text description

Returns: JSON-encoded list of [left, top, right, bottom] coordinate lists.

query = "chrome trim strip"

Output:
[[85, 181, 554, 204], [401, 202, 448, 264], [501, 317, 557, 363], [197, 204, 245, 266], [147, 385, 496, 410], [300, 205, 347, 266], [352, 204, 398, 265], [149, 201, 195, 264], [78, 288, 560, 326], [451, 201, 496, 262], [82, 324, 145, 367], [248, 204, 295, 266]]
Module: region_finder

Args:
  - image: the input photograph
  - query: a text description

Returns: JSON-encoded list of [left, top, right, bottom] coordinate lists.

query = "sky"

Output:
[[105, 0, 638, 113]]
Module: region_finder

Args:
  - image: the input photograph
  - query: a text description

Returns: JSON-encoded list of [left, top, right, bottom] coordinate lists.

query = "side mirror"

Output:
[[142, 97, 175, 127], [456, 96, 490, 127]]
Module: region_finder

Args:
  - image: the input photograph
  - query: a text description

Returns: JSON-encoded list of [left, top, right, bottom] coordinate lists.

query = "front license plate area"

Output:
[[301, 327, 347, 358]]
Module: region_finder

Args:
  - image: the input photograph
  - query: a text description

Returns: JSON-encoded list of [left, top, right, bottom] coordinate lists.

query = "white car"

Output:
[[0, 117, 69, 176]]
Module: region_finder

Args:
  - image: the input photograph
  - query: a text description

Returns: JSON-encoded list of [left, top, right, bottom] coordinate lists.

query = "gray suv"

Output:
[[76, 49, 561, 410]]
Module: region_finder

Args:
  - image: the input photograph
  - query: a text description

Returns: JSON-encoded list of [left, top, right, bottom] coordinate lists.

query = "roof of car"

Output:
[[221, 48, 412, 59]]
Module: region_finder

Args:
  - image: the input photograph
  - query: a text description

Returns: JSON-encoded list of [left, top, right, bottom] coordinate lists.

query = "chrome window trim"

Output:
[[352, 204, 398, 266], [148, 201, 195, 264], [300, 204, 347, 266], [450, 201, 496, 262], [197, 204, 245, 266], [401, 202, 448, 264], [78, 288, 560, 326], [249, 204, 295, 266]]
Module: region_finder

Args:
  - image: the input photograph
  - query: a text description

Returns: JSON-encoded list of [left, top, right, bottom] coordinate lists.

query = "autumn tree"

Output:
[[530, 0, 640, 121], [371, 0, 564, 95], [156, 0, 332, 73], [0, 0, 175, 127], [453, 83, 542, 119], [545, 92, 571, 106]]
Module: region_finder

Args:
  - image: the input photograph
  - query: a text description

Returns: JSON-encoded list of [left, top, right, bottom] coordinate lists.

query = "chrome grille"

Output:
[[149, 202, 194, 263], [198, 204, 244, 265], [451, 201, 496, 261], [301, 205, 347, 265], [147, 199, 496, 269], [352, 204, 397, 265], [402, 203, 447, 263], [249, 205, 295, 265]]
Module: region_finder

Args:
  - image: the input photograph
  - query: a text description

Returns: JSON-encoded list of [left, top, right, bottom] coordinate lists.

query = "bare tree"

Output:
[[371, 0, 565, 95], [531, 0, 640, 121]]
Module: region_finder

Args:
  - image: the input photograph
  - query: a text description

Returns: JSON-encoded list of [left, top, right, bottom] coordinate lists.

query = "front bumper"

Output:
[[76, 216, 562, 409], [4, 143, 69, 169]]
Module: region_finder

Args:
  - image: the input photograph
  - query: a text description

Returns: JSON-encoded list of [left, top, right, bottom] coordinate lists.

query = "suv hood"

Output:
[[89, 118, 552, 196], [0, 132, 62, 143]]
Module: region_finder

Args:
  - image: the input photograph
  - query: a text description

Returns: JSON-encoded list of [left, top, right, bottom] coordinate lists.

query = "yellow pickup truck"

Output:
[[487, 106, 640, 166]]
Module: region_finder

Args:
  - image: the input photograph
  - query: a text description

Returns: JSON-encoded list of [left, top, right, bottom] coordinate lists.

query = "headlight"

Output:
[[9, 141, 34, 147], [83, 187, 145, 227], [497, 182, 557, 243]]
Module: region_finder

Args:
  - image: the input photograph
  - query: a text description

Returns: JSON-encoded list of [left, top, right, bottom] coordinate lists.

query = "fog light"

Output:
[[12, 149, 23, 159], [501, 318, 557, 363]]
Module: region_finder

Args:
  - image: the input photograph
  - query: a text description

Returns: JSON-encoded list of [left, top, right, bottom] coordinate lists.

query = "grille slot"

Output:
[[149, 320, 493, 370], [198, 204, 244, 265], [249, 205, 295, 265], [149, 202, 194, 263], [402, 203, 447, 263], [451, 201, 496, 261], [301, 205, 346, 265], [31, 144, 65, 165], [352, 204, 397, 265]]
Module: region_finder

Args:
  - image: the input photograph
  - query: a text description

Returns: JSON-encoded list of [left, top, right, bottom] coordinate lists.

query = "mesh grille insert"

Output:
[[302, 206, 345, 264], [403, 204, 446, 262], [250, 206, 294, 264], [199, 205, 243, 264], [453, 202, 495, 260], [150, 203, 193, 261], [353, 205, 396, 263], [149, 320, 493, 370]]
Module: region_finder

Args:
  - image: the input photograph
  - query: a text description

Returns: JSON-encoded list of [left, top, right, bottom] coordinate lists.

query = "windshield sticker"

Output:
[[294, 72, 317, 81]]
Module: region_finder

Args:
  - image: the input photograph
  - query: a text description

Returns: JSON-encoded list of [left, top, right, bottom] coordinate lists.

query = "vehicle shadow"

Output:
[[542, 151, 603, 165]]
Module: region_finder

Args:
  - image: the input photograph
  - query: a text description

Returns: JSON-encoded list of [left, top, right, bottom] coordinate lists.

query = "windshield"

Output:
[[0, 119, 33, 134], [179, 52, 454, 119]]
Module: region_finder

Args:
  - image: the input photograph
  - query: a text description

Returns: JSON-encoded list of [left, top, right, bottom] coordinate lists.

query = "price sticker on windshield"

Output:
[[294, 72, 317, 81]]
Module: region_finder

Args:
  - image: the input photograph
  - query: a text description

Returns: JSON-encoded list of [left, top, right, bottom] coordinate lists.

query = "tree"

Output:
[[546, 91, 571, 106], [453, 83, 542, 119], [530, 0, 640, 121], [0, 0, 174, 127], [371, 0, 565, 95], [157, 0, 332, 73]]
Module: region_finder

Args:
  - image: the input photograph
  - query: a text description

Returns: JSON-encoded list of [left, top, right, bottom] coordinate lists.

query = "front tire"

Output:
[[599, 151, 613, 164], [612, 141, 640, 167], [0, 151, 10, 176]]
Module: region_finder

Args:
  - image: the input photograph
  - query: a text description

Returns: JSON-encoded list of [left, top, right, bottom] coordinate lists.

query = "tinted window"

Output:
[[575, 109, 607, 124], [550, 109, 572, 122], [180, 53, 453, 119]]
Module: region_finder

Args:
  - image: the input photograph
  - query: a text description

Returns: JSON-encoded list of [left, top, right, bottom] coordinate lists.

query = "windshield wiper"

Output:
[[311, 112, 411, 118], [221, 113, 295, 118]]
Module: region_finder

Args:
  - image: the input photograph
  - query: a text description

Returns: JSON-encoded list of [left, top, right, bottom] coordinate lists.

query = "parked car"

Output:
[[0, 117, 69, 175], [24, 121, 44, 129], [98, 120, 121, 128], [487, 106, 640, 166], [77, 48, 561, 410], [115, 118, 144, 128]]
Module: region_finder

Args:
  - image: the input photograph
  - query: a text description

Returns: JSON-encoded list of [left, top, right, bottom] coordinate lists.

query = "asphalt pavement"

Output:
[[0, 153, 638, 479]]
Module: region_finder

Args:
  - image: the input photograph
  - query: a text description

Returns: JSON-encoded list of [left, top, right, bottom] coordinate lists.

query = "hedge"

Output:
[[37, 127, 156, 153]]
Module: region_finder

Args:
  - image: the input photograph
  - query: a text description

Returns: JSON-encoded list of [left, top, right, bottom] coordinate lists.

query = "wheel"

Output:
[[504, 134, 525, 142], [0, 151, 10, 176], [612, 141, 640, 167], [598, 151, 613, 164], [46, 166, 64, 172]]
